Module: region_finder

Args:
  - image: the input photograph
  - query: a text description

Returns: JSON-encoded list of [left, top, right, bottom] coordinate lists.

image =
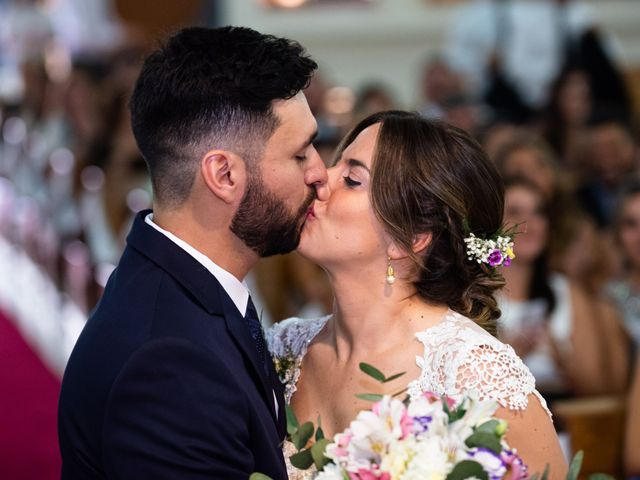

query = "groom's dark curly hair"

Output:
[[130, 26, 317, 207]]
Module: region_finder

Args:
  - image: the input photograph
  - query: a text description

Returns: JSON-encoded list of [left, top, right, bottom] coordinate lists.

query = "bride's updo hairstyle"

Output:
[[336, 111, 505, 334]]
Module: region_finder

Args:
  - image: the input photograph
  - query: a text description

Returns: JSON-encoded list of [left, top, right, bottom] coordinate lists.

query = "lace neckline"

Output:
[[275, 310, 459, 404]]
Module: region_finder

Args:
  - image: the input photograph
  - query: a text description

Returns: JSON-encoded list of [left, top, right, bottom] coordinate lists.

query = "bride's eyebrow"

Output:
[[347, 158, 370, 172]]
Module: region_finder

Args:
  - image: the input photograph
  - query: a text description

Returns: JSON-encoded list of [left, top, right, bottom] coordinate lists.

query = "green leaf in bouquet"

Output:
[[289, 448, 314, 470], [383, 371, 406, 383], [446, 460, 489, 480], [474, 419, 501, 435], [464, 431, 502, 455], [566, 451, 583, 480], [359, 362, 386, 383], [311, 438, 331, 470], [587, 474, 616, 480], [529, 474, 540, 480], [291, 421, 315, 450], [540, 463, 550, 480], [315, 415, 324, 441], [286, 405, 299, 436], [355, 393, 384, 402], [249, 474, 274, 480]]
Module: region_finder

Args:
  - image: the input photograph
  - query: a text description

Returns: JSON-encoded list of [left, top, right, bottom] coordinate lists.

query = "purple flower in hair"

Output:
[[488, 249, 503, 267]]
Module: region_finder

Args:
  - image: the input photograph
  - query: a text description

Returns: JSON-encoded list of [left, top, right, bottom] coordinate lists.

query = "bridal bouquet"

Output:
[[314, 392, 526, 480], [252, 363, 596, 480]]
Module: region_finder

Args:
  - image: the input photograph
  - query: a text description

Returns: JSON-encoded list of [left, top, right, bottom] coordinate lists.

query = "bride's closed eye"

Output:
[[343, 176, 361, 187]]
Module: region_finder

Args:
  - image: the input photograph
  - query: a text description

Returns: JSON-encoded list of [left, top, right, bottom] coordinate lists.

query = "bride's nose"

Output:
[[327, 165, 342, 191]]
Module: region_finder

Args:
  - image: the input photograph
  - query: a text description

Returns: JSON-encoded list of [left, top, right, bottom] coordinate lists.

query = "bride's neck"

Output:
[[327, 268, 440, 360]]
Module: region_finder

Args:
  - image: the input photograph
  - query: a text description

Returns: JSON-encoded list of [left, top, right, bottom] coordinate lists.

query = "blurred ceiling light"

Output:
[[262, 0, 308, 8]]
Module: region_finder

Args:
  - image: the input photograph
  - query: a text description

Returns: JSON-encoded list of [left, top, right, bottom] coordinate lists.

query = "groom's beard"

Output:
[[231, 173, 316, 257]]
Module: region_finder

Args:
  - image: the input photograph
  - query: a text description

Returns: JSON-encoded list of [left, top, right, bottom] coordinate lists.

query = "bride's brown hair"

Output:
[[335, 111, 505, 334]]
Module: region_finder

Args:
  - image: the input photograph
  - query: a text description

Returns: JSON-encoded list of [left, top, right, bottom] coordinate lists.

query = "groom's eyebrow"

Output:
[[298, 130, 318, 150], [347, 158, 370, 172]]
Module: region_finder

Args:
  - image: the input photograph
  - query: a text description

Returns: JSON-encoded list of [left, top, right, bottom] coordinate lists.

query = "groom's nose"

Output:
[[304, 146, 329, 201]]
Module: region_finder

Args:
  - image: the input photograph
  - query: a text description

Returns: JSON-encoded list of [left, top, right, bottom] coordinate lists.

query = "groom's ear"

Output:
[[200, 150, 245, 204]]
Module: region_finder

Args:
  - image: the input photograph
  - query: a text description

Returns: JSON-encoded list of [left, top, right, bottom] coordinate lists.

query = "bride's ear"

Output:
[[386, 233, 431, 260], [411, 233, 431, 254]]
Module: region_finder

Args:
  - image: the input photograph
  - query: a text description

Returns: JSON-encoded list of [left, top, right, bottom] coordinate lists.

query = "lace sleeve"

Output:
[[265, 316, 330, 404], [408, 311, 551, 418], [454, 342, 549, 414]]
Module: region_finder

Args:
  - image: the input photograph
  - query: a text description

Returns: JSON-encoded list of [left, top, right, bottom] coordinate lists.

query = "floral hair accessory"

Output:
[[464, 233, 516, 267]]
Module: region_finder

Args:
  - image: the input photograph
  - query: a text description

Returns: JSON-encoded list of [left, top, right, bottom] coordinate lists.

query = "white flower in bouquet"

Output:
[[400, 435, 450, 480]]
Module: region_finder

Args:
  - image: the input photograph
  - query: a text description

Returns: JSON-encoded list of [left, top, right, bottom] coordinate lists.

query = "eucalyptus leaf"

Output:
[[540, 463, 550, 480], [311, 438, 331, 470], [355, 393, 384, 402], [446, 460, 489, 480], [475, 419, 500, 435], [289, 448, 314, 470], [383, 372, 406, 383], [359, 362, 386, 383], [286, 405, 299, 435], [291, 422, 314, 450], [566, 451, 583, 480], [249, 474, 273, 480], [464, 431, 502, 455]]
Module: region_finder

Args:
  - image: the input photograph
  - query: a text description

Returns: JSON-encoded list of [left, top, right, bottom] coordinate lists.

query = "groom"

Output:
[[58, 26, 327, 479]]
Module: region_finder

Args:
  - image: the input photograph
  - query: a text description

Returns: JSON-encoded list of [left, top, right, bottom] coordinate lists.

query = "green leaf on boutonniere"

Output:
[[465, 431, 502, 455], [289, 448, 314, 469], [249, 474, 273, 480], [566, 451, 583, 480], [291, 421, 314, 450], [359, 363, 386, 382], [446, 460, 488, 480], [311, 438, 331, 470], [286, 405, 299, 436], [355, 393, 384, 402]]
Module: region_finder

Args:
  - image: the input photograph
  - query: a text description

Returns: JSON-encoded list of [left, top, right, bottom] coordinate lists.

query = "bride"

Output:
[[267, 110, 567, 477]]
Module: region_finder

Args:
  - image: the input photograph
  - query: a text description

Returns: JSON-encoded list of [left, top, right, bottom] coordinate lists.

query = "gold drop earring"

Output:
[[386, 256, 396, 285]]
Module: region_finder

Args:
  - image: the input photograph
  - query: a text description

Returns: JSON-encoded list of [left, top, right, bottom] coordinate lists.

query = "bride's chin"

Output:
[[296, 233, 315, 260]]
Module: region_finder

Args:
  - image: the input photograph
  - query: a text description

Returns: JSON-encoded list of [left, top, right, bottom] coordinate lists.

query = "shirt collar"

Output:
[[144, 213, 250, 316]]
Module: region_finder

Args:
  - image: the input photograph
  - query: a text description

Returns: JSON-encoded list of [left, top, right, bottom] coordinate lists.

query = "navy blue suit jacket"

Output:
[[58, 210, 287, 479]]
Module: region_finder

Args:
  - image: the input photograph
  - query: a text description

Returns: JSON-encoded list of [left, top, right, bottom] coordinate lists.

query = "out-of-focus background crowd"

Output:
[[1, 0, 640, 478]]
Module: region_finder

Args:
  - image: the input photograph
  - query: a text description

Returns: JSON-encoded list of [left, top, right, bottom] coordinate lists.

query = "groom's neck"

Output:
[[153, 204, 258, 282]]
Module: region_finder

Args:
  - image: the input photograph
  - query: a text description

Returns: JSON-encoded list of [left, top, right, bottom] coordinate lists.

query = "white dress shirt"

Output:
[[144, 213, 249, 316]]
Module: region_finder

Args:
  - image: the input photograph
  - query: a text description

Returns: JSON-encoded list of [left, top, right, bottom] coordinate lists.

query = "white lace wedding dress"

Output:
[[266, 309, 550, 480]]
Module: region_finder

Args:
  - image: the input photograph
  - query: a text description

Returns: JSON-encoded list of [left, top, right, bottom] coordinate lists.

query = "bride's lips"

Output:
[[306, 204, 315, 220]]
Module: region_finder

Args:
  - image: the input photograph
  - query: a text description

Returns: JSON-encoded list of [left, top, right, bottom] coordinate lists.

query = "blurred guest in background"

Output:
[[498, 177, 612, 401], [607, 180, 640, 347]]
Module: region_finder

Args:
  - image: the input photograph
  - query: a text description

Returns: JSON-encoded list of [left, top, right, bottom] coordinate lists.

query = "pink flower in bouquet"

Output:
[[348, 468, 390, 480]]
